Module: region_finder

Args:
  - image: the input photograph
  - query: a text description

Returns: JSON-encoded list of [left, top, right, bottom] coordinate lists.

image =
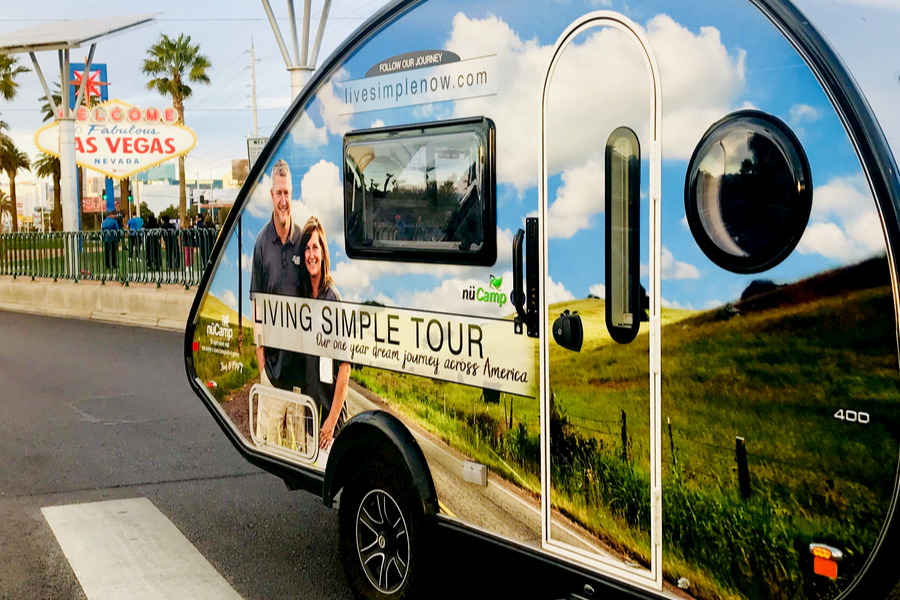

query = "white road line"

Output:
[[42, 498, 243, 600]]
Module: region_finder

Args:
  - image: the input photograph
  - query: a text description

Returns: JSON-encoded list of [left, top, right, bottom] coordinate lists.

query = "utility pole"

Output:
[[251, 39, 259, 136], [260, 0, 332, 100]]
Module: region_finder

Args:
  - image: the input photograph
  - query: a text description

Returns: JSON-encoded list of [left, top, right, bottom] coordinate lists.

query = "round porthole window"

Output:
[[684, 109, 812, 274]]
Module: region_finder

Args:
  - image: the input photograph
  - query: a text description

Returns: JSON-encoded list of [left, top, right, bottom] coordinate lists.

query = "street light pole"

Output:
[[189, 155, 231, 219]]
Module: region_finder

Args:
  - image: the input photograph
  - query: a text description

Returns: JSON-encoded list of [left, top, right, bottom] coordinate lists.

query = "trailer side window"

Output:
[[605, 127, 641, 344], [343, 118, 496, 265], [684, 110, 812, 274]]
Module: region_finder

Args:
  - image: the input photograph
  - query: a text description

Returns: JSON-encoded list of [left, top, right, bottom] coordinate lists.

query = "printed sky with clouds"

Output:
[[206, 0, 897, 321]]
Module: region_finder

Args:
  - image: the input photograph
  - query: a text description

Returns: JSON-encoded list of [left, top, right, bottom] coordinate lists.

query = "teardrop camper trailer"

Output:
[[185, 1, 900, 598]]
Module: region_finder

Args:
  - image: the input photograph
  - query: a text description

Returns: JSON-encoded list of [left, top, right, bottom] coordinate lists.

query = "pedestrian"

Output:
[[101, 211, 119, 272], [144, 215, 161, 271], [199, 213, 215, 265], [160, 215, 179, 270], [127, 211, 144, 258]]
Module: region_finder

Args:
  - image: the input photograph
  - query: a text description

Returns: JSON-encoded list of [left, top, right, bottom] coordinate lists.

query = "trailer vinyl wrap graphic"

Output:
[[337, 55, 497, 114], [253, 294, 534, 396], [188, 1, 900, 599]]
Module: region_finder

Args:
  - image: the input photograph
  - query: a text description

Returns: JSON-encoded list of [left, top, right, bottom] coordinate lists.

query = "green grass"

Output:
[[352, 276, 900, 600], [193, 295, 258, 401]]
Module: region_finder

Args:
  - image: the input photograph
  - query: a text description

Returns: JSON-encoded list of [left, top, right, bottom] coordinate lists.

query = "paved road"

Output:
[[0, 312, 563, 600]]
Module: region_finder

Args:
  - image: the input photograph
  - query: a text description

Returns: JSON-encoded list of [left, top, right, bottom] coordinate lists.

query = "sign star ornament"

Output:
[[71, 68, 110, 101]]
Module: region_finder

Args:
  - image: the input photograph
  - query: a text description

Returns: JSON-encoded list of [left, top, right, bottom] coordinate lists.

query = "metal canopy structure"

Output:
[[260, 0, 332, 99], [0, 14, 158, 54], [0, 14, 159, 234]]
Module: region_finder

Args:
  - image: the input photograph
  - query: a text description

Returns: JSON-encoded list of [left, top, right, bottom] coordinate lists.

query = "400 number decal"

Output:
[[834, 409, 870, 424]]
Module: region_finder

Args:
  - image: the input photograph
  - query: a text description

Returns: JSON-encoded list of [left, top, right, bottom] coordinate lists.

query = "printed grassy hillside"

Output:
[[353, 257, 900, 600], [193, 294, 257, 402]]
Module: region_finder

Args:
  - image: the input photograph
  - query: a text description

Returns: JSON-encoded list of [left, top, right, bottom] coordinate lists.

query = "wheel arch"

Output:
[[323, 410, 438, 520]]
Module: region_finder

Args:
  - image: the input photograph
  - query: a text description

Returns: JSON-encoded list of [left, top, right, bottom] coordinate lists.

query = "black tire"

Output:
[[338, 462, 431, 599]]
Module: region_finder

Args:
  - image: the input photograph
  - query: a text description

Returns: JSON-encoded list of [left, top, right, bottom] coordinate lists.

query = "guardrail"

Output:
[[0, 228, 218, 289]]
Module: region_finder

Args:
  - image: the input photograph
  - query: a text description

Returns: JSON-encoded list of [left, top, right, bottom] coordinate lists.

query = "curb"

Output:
[[0, 301, 187, 332], [0, 277, 192, 332]]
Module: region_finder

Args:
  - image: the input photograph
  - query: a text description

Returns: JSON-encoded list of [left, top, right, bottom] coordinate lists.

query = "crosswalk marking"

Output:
[[42, 498, 244, 600]]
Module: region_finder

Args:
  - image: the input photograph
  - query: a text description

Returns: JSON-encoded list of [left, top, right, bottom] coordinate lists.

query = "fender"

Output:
[[322, 410, 438, 519]]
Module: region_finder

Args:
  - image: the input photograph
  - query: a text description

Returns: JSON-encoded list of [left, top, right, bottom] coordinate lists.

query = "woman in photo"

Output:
[[300, 216, 350, 450]]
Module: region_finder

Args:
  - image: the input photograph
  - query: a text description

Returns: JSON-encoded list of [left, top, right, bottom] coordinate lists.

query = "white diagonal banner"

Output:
[[252, 294, 534, 397]]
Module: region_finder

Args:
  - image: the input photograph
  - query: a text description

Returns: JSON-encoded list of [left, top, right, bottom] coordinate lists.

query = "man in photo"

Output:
[[250, 159, 308, 446]]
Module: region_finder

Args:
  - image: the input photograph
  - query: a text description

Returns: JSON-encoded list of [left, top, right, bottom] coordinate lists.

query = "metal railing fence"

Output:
[[0, 228, 219, 288]]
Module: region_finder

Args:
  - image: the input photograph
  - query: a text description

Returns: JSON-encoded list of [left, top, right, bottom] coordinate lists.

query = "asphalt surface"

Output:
[[0, 311, 578, 600]]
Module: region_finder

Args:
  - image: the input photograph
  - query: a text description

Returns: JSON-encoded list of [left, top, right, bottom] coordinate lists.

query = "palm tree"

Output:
[[34, 153, 62, 231], [0, 189, 11, 233], [1, 56, 28, 138], [38, 83, 62, 123], [0, 139, 31, 232], [0, 55, 28, 101], [142, 34, 211, 228]]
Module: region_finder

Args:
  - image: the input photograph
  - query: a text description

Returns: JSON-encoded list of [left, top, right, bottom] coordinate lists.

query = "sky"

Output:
[[180, 0, 900, 317], [2, 0, 900, 313], [0, 0, 897, 182], [0, 0, 397, 183]]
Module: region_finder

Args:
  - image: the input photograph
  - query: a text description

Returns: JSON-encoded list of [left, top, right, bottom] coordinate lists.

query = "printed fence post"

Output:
[[668, 416, 676, 466], [620, 410, 628, 463], [735, 436, 751, 499]]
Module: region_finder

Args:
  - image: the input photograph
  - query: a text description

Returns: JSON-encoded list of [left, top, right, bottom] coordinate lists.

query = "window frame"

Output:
[[343, 116, 497, 266]]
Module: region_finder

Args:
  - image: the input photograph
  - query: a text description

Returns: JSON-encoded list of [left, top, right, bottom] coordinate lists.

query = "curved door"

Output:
[[539, 11, 663, 590]]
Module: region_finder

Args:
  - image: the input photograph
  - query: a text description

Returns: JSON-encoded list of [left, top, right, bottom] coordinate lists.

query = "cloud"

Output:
[[245, 159, 344, 235], [589, 283, 606, 298], [293, 160, 344, 248], [789, 103, 822, 126], [290, 112, 328, 148], [396, 275, 510, 317], [797, 174, 885, 261], [220, 289, 238, 310], [546, 157, 605, 239], [545, 276, 576, 305], [797, 222, 861, 260], [446, 13, 745, 193], [369, 270, 574, 318], [241, 253, 252, 273], [662, 297, 694, 310], [661, 246, 700, 280], [318, 72, 353, 138], [370, 119, 385, 128], [331, 227, 517, 296], [246, 171, 272, 219], [374, 293, 396, 307]]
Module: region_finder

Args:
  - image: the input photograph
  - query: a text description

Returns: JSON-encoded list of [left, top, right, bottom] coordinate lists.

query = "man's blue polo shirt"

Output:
[[250, 216, 307, 390]]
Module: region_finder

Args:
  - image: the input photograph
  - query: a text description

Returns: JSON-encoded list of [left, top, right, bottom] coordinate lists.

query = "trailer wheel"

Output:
[[339, 462, 431, 599]]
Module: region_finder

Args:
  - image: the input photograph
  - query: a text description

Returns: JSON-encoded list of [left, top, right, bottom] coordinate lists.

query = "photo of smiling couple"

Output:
[[250, 158, 351, 454]]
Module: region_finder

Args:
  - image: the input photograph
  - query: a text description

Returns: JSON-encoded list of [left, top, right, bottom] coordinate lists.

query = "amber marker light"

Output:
[[809, 544, 843, 579]]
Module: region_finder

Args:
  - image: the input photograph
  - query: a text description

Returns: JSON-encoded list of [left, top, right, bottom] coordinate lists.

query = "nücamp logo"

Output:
[[207, 313, 234, 340], [462, 275, 507, 307]]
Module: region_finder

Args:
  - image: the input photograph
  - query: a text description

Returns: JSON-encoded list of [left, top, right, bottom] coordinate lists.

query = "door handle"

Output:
[[512, 218, 540, 338]]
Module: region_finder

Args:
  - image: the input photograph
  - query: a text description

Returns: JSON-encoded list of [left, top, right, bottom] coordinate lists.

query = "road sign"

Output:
[[247, 137, 268, 169]]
